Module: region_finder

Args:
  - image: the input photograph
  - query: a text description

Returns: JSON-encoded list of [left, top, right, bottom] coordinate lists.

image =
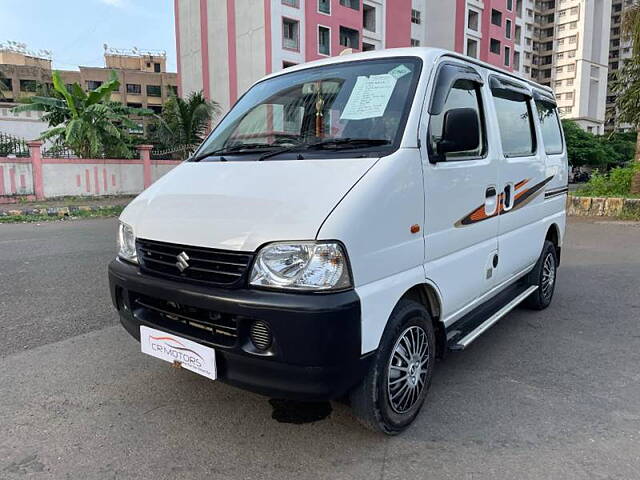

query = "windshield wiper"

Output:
[[258, 138, 391, 161], [191, 143, 275, 162]]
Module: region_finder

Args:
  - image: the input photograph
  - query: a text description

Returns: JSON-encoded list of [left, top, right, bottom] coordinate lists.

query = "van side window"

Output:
[[428, 80, 485, 160], [535, 100, 563, 155], [492, 91, 536, 157]]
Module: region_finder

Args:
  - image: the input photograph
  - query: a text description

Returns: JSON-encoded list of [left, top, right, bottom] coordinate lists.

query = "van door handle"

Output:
[[503, 183, 514, 211], [484, 186, 498, 216]]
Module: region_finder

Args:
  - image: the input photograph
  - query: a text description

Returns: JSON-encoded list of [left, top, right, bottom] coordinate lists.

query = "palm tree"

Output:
[[12, 70, 150, 158], [150, 91, 220, 158], [617, 1, 640, 193]]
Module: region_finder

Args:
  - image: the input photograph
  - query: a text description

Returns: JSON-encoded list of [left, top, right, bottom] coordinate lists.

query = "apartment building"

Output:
[[175, 0, 430, 112], [606, 0, 635, 131], [456, 0, 518, 73], [0, 44, 177, 115], [175, 0, 613, 133]]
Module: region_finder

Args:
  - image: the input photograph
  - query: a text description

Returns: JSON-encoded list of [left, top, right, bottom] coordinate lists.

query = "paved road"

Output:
[[1, 218, 639, 479]]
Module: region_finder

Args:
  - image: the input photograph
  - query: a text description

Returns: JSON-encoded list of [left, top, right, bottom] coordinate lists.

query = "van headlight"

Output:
[[117, 221, 138, 264], [249, 242, 352, 291]]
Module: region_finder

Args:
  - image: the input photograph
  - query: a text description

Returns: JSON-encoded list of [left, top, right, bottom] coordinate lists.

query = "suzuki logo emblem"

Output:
[[176, 251, 190, 272]]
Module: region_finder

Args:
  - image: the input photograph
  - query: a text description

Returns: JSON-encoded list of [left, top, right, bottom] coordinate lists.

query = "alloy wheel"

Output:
[[387, 325, 429, 414]]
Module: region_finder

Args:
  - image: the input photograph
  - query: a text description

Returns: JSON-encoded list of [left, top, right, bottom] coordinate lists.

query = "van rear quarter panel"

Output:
[[317, 150, 426, 354]]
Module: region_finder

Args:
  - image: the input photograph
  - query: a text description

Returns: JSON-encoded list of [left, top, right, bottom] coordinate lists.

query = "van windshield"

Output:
[[193, 57, 422, 161]]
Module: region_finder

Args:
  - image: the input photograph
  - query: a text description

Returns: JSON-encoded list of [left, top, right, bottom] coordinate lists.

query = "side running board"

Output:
[[449, 285, 538, 351]]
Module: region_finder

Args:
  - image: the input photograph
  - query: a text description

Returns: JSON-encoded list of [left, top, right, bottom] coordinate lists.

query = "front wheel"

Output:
[[523, 240, 558, 310], [350, 299, 435, 435]]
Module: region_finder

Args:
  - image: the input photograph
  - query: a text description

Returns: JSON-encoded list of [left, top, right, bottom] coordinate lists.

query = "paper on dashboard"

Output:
[[340, 74, 397, 120]]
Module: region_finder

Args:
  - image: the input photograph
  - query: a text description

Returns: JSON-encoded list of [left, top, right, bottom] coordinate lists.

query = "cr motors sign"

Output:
[[140, 326, 217, 380]]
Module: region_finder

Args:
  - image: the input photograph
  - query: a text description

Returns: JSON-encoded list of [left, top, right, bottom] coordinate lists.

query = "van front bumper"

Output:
[[108, 258, 370, 400]]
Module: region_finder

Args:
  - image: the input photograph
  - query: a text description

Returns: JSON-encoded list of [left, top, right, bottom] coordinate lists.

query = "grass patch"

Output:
[[0, 206, 124, 223], [575, 164, 640, 198]]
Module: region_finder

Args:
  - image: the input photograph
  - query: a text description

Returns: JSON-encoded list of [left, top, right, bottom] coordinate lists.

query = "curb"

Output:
[[567, 195, 640, 217], [0, 205, 123, 217]]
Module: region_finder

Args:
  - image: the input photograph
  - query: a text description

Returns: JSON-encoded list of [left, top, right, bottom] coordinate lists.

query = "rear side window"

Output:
[[428, 80, 485, 160], [492, 92, 536, 157], [535, 101, 563, 154]]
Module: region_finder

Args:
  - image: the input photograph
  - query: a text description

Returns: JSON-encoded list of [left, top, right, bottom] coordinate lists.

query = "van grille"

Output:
[[131, 292, 239, 347], [136, 238, 253, 287]]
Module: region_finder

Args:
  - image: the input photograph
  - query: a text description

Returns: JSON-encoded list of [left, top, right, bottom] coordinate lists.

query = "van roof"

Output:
[[260, 47, 554, 95]]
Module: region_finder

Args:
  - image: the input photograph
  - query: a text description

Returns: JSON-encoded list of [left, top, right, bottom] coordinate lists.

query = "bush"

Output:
[[577, 164, 639, 197]]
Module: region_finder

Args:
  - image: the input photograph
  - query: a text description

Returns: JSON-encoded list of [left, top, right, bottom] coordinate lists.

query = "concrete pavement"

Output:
[[1, 217, 639, 479]]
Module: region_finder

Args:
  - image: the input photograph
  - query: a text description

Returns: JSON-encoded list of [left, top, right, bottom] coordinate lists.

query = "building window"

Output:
[[86, 80, 103, 90], [507, 0, 513, 11], [490, 38, 501, 54], [318, 0, 330, 14], [364, 4, 376, 31], [468, 9, 479, 31], [126, 83, 142, 94], [282, 61, 297, 68], [362, 42, 376, 51], [0, 77, 13, 92], [491, 9, 502, 26], [411, 9, 421, 24], [566, 79, 574, 86], [282, 0, 298, 6], [506, 19, 512, 38], [340, 26, 359, 49], [19, 79, 37, 92], [318, 26, 331, 55], [127, 102, 143, 108], [505, 46, 511, 66], [148, 105, 162, 114], [146, 85, 162, 97], [154, 63, 161, 73], [167, 85, 178, 96], [283, 18, 300, 50], [467, 38, 479, 58], [411, 39, 420, 47], [339, 0, 359, 10]]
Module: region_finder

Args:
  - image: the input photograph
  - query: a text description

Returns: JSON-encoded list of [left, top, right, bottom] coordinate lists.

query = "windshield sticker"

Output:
[[340, 74, 397, 120], [389, 64, 411, 79]]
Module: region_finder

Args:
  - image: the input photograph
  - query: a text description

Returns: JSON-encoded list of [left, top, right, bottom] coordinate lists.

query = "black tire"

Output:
[[523, 240, 558, 310], [349, 299, 435, 435]]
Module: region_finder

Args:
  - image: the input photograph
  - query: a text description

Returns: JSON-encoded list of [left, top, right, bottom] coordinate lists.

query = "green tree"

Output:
[[562, 120, 615, 167], [613, 0, 640, 192], [149, 91, 220, 158], [12, 70, 150, 158]]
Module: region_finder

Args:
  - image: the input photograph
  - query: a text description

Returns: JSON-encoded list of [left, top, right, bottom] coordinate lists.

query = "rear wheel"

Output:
[[523, 240, 558, 310], [350, 299, 435, 435]]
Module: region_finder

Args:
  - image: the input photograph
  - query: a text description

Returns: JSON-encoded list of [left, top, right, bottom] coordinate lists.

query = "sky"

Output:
[[0, 0, 177, 72]]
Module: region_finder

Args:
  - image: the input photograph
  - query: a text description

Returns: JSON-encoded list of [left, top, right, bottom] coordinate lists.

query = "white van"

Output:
[[109, 48, 568, 434]]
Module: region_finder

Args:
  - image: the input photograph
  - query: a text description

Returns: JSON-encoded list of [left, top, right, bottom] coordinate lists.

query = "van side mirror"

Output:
[[436, 108, 480, 157]]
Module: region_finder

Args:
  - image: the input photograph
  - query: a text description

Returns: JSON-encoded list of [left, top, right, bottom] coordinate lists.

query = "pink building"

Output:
[[175, 0, 427, 111], [456, 0, 517, 72], [175, 1, 522, 112]]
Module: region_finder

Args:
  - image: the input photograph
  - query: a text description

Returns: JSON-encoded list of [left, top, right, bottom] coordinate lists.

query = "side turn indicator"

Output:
[[410, 224, 420, 234]]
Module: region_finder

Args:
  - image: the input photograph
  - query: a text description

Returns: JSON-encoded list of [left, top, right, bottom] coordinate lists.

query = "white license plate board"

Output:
[[140, 326, 217, 380]]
